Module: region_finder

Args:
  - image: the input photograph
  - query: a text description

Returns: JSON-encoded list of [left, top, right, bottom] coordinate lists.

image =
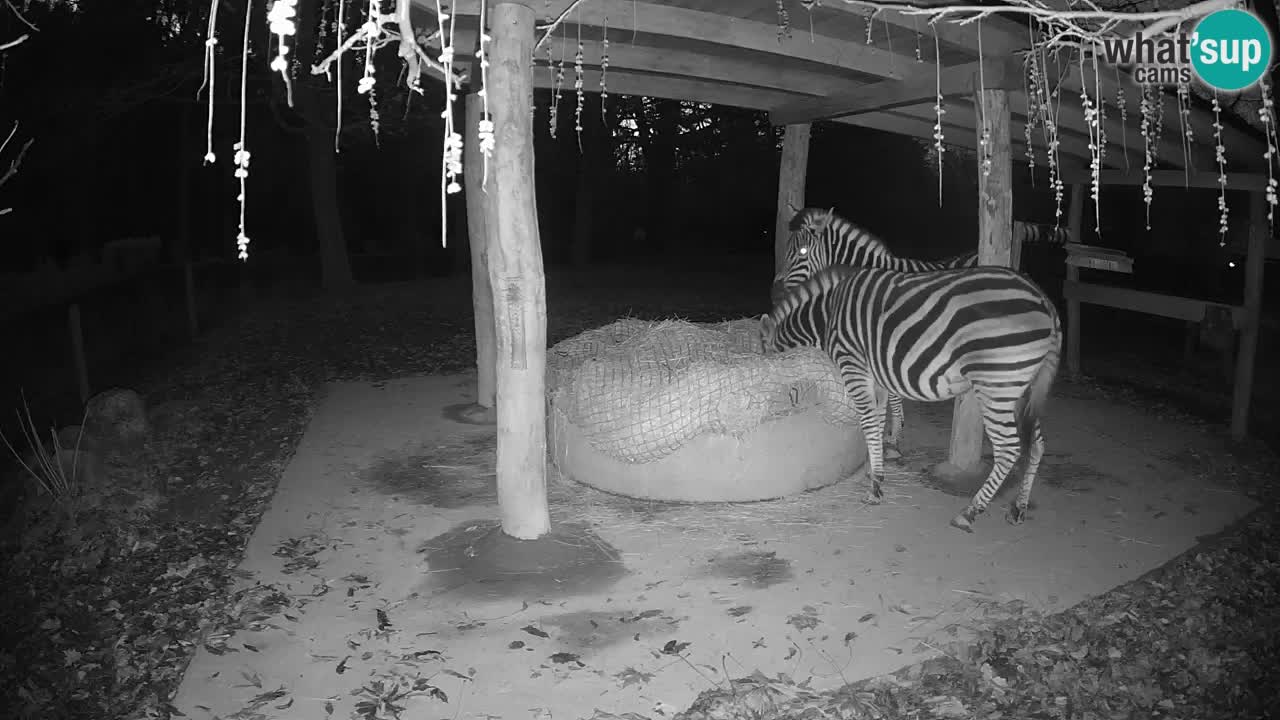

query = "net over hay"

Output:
[[547, 318, 867, 503]]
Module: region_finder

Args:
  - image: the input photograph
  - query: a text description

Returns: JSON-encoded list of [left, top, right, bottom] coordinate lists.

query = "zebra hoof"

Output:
[[1006, 504, 1028, 525], [885, 446, 903, 461], [950, 511, 976, 533], [864, 481, 885, 505]]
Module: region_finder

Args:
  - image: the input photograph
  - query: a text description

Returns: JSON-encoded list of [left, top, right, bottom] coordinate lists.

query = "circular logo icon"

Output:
[[1191, 9, 1273, 91]]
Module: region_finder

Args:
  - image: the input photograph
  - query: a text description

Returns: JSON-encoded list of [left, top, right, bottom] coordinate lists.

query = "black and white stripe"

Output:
[[771, 208, 1070, 304], [761, 264, 1063, 532], [770, 207, 1068, 458]]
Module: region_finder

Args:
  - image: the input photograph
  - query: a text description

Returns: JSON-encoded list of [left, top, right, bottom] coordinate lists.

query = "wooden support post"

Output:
[[949, 89, 1012, 473], [1010, 225, 1023, 271], [68, 304, 90, 405], [1231, 192, 1267, 440], [465, 80, 497, 411], [486, 0, 551, 540], [1064, 183, 1085, 377], [774, 123, 811, 276]]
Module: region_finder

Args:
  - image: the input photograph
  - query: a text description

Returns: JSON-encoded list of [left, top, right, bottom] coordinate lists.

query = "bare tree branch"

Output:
[[0, 123, 34, 216], [1, 0, 37, 54], [0, 33, 28, 52], [4, 0, 38, 32]]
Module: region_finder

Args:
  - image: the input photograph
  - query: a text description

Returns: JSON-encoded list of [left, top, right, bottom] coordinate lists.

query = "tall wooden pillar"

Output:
[[949, 89, 1014, 472], [465, 73, 497, 411], [774, 123, 811, 275], [486, 0, 551, 540], [1064, 183, 1085, 377], [1231, 191, 1267, 439]]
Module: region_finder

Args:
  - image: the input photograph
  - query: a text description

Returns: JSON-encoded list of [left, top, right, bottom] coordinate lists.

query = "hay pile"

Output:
[[546, 317, 858, 464]]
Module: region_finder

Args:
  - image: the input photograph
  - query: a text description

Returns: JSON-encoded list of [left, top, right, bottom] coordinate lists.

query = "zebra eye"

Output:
[[799, 247, 808, 255]]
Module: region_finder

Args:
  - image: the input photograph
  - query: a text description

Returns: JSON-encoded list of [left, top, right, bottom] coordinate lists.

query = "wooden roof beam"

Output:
[[880, 102, 1099, 168], [439, 0, 918, 81], [770, 57, 1023, 125], [815, 1, 1028, 56], [445, 27, 855, 97], [841, 110, 981, 153], [531, 67, 986, 151], [535, 67, 812, 111]]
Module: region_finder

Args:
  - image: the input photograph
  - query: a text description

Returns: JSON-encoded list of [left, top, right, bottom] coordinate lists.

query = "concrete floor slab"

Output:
[[170, 373, 1256, 720]]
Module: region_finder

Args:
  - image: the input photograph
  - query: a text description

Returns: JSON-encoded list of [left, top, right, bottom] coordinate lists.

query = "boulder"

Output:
[[84, 388, 150, 448]]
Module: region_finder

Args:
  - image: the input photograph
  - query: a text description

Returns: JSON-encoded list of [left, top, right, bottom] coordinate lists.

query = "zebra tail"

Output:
[[1017, 319, 1063, 447]]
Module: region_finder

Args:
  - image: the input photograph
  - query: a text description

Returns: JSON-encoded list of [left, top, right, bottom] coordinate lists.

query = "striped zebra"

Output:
[[760, 264, 1062, 532], [770, 206, 1069, 459]]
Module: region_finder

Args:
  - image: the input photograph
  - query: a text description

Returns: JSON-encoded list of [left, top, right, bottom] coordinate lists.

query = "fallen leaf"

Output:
[[661, 640, 690, 656]]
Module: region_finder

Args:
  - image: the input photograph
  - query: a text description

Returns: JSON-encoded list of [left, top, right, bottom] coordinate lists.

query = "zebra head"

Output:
[[771, 207, 838, 305], [772, 208, 897, 305], [761, 265, 853, 353]]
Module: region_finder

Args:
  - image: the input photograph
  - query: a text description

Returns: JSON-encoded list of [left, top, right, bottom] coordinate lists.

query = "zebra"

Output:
[[760, 264, 1062, 532], [770, 206, 1069, 460]]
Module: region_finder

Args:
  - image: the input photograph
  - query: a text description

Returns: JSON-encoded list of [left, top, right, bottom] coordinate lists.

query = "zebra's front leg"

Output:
[[846, 375, 889, 505], [884, 392, 905, 461]]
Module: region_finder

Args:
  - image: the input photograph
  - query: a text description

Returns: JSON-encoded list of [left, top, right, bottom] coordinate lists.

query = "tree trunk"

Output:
[[643, 99, 680, 257], [774, 123, 810, 276], [570, 167, 595, 267], [568, 93, 604, 268], [173, 101, 195, 266], [487, 0, 551, 540], [948, 89, 1012, 473], [465, 89, 497, 409], [303, 119, 355, 290], [295, 0, 355, 292]]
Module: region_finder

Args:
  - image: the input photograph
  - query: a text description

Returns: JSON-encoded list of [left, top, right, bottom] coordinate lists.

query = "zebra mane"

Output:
[[788, 207, 897, 264], [823, 213, 897, 263], [773, 264, 856, 317], [788, 207, 834, 233]]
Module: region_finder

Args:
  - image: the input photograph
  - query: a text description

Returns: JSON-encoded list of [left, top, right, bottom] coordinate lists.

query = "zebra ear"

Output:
[[759, 313, 774, 335], [820, 207, 836, 227]]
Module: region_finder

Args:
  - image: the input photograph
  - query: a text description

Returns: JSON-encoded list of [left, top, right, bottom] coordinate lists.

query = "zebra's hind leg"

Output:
[[1006, 419, 1045, 525], [950, 396, 1023, 532], [884, 393, 905, 461]]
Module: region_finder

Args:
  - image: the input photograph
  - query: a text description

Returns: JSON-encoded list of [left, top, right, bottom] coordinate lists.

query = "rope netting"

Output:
[[546, 317, 859, 464]]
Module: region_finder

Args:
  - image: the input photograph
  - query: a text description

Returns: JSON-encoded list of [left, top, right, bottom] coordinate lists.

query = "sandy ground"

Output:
[[170, 372, 1256, 720]]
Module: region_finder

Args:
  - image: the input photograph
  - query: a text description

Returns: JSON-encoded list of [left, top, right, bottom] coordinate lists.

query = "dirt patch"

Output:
[[441, 402, 496, 425], [1041, 459, 1110, 491], [529, 608, 683, 656], [701, 550, 794, 589], [365, 434, 498, 508], [418, 519, 628, 602], [1162, 446, 1217, 477]]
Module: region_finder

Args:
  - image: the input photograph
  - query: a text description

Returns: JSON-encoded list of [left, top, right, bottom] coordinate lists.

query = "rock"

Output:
[[56, 425, 92, 452], [50, 448, 103, 491], [84, 388, 150, 448]]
